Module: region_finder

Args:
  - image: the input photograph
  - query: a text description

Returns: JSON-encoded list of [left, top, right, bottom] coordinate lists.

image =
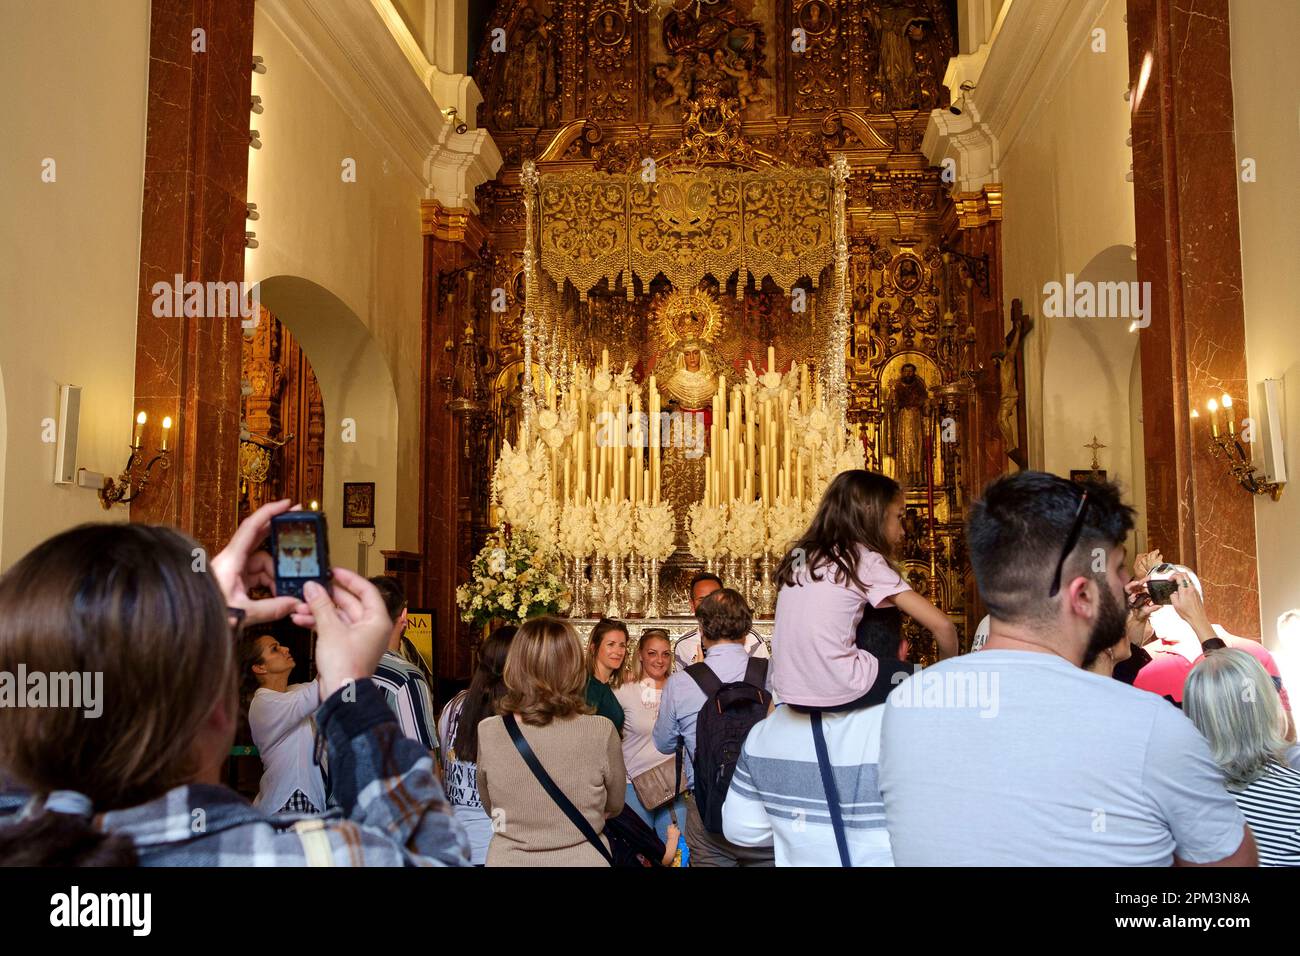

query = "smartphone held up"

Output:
[[269, 510, 332, 600]]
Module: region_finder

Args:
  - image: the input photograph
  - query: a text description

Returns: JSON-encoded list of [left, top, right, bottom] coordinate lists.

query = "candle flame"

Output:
[[136, 411, 147, 425], [1207, 399, 1218, 413]]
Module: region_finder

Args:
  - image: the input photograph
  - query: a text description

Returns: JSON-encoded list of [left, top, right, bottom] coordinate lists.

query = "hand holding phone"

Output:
[[211, 498, 306, 625]]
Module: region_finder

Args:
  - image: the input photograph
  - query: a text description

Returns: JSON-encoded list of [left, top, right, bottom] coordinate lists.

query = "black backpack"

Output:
[[686, 657, 771, 835]]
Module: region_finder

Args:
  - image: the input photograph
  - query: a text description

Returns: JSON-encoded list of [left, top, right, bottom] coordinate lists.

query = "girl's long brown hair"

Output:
[[775, 469, 905, 591], [0, 523, 234, 864]]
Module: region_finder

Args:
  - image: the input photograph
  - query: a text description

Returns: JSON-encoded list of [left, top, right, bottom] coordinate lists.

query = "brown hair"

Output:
[[633, 628, 672, 681], [775, 469, 904, 591], [499, 617, 592, 726], [0, 523, 234, 864], [586, 617, 630, 689], [696, 588, 752, 642], [238, 631, 274, 708]]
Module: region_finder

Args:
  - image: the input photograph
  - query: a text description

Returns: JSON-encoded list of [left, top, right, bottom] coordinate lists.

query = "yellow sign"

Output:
[[405, 612, 434, 673]]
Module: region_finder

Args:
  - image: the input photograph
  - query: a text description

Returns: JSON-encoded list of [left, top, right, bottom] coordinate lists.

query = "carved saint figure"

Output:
[[889, 362, 929, 488], [866, 4, 931, 110], [992, 311, 1033, 467], [506, 7, 557, 128]]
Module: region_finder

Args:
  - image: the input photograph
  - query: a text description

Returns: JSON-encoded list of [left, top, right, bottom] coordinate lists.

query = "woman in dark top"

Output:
[[585, 618, 627, 735]]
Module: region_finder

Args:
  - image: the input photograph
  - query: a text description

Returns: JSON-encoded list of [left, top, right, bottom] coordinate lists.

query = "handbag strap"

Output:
[[810, 711, 851, 868], [503, 714, 613, 866]]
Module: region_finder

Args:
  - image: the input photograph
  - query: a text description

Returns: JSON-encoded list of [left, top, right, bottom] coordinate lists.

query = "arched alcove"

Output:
[[1040, 245, 1141, 519], [252, 276, 399, 571]]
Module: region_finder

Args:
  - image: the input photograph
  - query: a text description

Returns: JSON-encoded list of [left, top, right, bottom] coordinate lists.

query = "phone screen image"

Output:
[[275, 519, 321, 579]]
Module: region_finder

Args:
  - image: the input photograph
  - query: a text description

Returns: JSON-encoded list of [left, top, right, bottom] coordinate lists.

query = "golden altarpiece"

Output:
[[431, 0, 1019, 675]]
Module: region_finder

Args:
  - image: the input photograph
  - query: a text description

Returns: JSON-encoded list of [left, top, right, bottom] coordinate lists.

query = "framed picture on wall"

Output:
[[342, 482, 375, 528]]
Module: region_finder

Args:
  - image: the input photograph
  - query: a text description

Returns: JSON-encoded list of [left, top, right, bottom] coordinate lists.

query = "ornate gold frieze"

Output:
[[536, 165, 835, 298]]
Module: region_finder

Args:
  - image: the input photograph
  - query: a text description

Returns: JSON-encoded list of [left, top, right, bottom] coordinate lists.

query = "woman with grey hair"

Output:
[[1184, 648, 1300, 866]]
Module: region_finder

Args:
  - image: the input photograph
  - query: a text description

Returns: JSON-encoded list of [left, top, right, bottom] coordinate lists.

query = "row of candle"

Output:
[[1191, 393, 1236, 438], [536, 346, 826, 513]]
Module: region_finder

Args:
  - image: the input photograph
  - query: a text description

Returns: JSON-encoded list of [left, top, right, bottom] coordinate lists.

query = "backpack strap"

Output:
[[810, 711, 852, 868], [685, 662, 723, 698], [292, 819, 335, 867], [742, 656, 769, 693], [503, 714, 613, 866]]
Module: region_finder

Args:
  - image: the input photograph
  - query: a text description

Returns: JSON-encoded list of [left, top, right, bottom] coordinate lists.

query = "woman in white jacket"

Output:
[[242, 634, 325, 815]]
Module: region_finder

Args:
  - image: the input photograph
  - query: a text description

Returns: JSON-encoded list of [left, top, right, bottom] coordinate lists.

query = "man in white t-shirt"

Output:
[[673, 572, 768, 668], [880, 471, 1256, 867]]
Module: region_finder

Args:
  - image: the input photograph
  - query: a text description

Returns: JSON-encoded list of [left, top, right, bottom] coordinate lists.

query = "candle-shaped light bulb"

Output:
[[161, 416, 172, 451], [309, 500, 320, 511], [133, 411, 147, 447], [1206, 399, 1220, 438], [1222, 394, 1235, 435]]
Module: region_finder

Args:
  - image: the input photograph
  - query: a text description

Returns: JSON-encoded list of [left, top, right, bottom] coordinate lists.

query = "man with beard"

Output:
[[878, 472, 1256, 866]]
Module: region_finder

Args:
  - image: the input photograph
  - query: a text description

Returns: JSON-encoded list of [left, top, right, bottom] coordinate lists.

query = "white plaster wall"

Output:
[[246, 6, 426, 559], [1230, 0, 1300, 647], [0, 0, 149, 569], [998, 0, 1139, 517]]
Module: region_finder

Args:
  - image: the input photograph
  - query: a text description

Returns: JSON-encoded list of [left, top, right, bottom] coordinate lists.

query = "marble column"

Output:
[[130, 0, 255, 554], [1127, 0, 1260, 636], [420, 201, 488, 687]]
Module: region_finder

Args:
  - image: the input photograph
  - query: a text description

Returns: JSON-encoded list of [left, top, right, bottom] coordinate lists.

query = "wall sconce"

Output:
[[99, 411, 172, 509], [1195, 393, 1284, 500]]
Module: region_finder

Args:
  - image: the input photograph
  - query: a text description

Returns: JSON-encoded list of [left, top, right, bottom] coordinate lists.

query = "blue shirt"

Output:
[[652, 642, 771, 788]]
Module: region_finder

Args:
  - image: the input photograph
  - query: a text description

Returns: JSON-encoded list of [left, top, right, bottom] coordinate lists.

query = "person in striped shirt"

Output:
[[1184, 648, 1300, 866], [369, 576, 440, 764]]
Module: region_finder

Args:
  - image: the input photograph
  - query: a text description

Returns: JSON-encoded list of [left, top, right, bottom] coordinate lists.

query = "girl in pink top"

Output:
[[771, 470, 958, 708]]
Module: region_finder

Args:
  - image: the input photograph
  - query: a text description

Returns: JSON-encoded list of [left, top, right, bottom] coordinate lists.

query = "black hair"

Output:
[[453, 625, 516, 764], [688, 571, 723, 598], [368, 575, 407, 623], [967, 471, 1134, 624]]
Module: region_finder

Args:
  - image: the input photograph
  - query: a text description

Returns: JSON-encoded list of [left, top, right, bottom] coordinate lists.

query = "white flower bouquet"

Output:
[[686, 501, 728, 560], [726, 498, 766, 559], [558, 502, 594, 559], [456, 527, 571, 629], [635, 500, 677, 561]]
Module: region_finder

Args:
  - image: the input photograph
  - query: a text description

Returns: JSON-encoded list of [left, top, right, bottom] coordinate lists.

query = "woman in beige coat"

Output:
[[478, 616, 625, 866]]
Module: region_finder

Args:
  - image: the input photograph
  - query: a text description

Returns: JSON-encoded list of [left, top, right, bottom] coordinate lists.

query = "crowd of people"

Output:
[[0, 467, 1296, 867]]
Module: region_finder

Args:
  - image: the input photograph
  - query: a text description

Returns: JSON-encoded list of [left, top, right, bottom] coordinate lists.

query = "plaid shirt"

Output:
[[0, 680, 470, 867]]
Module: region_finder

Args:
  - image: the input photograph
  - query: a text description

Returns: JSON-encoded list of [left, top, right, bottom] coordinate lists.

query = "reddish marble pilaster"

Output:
[[1127, 0, 1260, 636], [419, 202, 489, 688], [130, 0, 254, 554]]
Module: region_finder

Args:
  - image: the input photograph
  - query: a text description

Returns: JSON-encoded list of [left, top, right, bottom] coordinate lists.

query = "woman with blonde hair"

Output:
[[477, 617, 626, 866], [614, 628, 685, 848], [1184, 648, 1300, 866]]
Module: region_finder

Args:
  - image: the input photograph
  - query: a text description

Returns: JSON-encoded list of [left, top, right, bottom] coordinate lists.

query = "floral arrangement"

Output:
[[635, 500, 677, 561], [686, 501, 728, 559], [492, 438, 552, 537], [812, 426, 867, 493], [558, 501, 594, 559], [726, 498, 767, 559], [456, 527, 571, 629], [592, 499, 633, 558], [765, 498, 809, 558]]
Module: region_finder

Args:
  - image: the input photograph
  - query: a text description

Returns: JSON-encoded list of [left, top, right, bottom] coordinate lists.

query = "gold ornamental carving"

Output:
[[536, 165, 835, 299]]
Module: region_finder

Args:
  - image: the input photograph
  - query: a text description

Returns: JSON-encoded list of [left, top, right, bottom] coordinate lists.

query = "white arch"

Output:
[[252, 276, 399, 572]]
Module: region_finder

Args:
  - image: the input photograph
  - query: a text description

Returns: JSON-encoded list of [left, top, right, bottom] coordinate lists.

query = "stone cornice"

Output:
[[259, 0, 501, 209], [420, 200, 489, 251], [923, 0, 1108, 193]]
